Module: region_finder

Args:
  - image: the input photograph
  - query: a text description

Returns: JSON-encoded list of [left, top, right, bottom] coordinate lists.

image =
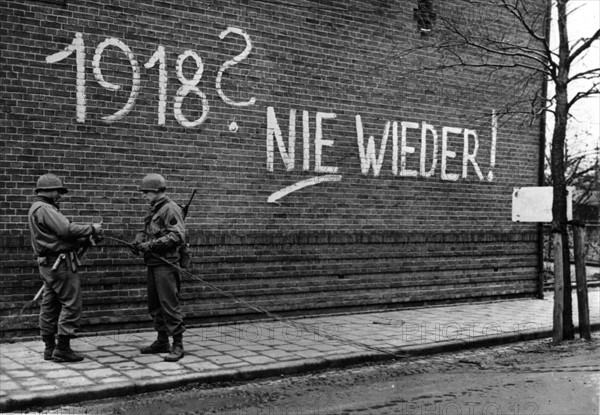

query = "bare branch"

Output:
[[432, 3, 553, 77], [500, 0, 557, 77], [568, 67, 600, 83], [568, 82, 600, 109], [569, 28, 600, 64]]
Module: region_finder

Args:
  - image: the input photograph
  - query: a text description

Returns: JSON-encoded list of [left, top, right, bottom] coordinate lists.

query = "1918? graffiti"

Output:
[[45, 28, 255, 126]]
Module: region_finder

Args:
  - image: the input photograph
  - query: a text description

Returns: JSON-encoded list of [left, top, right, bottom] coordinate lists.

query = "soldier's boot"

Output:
[[42, 334, 56, 361], [52, 335, 84, 362], [140, 331, 171, 354], [164, 334, 184, 362]]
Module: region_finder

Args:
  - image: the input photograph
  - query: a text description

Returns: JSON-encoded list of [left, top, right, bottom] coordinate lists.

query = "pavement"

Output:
[[1, 287, 599, 413]]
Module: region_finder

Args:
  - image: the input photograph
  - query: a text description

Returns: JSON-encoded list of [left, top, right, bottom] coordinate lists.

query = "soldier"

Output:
[[131, 173, 186, 362], [28, 173, 102, 362]]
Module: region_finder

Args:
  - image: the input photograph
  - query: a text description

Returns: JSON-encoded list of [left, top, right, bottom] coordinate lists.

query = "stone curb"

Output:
[[2, 324, 598, 413]]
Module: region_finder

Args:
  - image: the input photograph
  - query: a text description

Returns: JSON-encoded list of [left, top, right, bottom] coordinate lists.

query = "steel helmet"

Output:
[[35, 173, 68, 194], [140, 173, 167, 192]]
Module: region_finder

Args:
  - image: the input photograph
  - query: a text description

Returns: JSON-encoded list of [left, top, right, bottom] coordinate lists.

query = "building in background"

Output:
[[0, 0, 548, 339]]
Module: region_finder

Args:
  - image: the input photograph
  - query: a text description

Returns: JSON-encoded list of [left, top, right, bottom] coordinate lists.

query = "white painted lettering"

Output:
[[288, 108, 297, 168], [441, 126, 461, 181], [315, 112, 338, 174], [400, 121, 419, 177], [420, 122, 438, 178], [216, 27, 256, 107], [44, 33, 502, 188], [144, 45, 167, 125], [46, 33, 86, 123], [462, 129, 484, 180], [488, 110, 497, 181], [303, 110, 310, 171], [356, 115, 389, 177], [93, 37, 141, 123], [176, 50, 204, 86], [173, 50, 209, 127], [266, 107, 295, 172], [392, 121, 399, 176]]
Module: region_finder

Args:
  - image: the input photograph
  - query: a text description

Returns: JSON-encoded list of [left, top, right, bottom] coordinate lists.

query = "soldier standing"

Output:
[[28, 173, 102, 362], [131, 174, 186, 362]]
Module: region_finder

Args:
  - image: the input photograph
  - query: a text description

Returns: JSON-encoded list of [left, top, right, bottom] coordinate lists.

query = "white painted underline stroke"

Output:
[[267, 175, 343, 203]]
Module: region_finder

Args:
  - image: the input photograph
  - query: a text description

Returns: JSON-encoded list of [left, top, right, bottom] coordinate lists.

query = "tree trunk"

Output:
[[550, 0, 574, 340]]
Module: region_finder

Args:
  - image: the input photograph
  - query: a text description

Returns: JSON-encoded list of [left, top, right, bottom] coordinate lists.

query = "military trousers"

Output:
[[38, 259, 82, 337], [146, 264, 185, 336]]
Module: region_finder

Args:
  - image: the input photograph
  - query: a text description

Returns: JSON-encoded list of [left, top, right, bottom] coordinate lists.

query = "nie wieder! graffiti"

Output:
[[44, 28, 498, 202], [266, 108, 497, 202]]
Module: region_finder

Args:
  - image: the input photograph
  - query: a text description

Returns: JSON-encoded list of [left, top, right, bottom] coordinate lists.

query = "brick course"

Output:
[[1, 0, 546, 339]]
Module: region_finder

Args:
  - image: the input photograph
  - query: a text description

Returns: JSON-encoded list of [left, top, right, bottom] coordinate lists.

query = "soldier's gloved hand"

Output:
[[138, 241, 154, 253], [91, 223, 103, 235], [90, 233, 104, 246], [130, 241, 140, 256]]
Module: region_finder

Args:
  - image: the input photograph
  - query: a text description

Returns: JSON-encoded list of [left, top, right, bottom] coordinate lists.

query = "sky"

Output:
[[550, 0, 600, 158]]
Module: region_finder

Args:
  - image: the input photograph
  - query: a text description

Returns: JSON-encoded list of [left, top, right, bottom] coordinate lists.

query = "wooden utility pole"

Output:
[[552, 232, 564, 344], [573, 224, 591, 340]]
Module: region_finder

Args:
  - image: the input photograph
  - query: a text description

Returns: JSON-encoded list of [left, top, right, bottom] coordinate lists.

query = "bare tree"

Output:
[[558, 139, 599, 207], [406, 0, 600, 341]]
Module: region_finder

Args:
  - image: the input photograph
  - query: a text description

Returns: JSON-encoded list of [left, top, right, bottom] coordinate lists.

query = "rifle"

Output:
[[180, 189, 197, 219], [178, 189, 196, 270]]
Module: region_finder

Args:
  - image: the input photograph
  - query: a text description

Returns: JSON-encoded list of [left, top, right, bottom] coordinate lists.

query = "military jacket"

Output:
[[28, 196, 93, 256], [135, 196, 186, 266]]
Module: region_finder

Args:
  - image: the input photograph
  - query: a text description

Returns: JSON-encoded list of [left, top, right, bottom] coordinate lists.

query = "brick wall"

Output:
[[0, 0, 546, 340]]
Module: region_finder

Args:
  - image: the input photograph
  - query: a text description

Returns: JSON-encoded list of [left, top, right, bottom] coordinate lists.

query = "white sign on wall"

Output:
[[512, 187, 573, 222]]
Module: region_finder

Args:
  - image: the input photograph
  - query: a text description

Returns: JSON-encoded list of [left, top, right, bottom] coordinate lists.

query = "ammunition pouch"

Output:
[[37, 252, 63, 267], [179, 244, 192, 269]]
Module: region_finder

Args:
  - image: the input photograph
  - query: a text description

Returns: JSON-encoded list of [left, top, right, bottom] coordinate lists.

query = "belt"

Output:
[[38, 250, 80, 272], [39, 251, 69, 263]]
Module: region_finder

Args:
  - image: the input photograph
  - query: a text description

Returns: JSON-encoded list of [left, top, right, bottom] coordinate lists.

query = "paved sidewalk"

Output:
[[1, 288, 598, 412]]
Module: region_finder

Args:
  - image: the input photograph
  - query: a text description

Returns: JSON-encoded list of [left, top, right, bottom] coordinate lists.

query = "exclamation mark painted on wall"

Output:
[[487, 110, 497, 182]]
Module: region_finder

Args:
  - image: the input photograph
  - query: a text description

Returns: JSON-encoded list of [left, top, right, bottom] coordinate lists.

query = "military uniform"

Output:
[[133, 174, 186, 362], [28, 173, 101, 362]]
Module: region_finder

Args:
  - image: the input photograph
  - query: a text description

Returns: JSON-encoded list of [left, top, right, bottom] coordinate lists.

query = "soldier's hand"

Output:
[[90, 233, 104, 246], [91, 223, 103, 235], [138, 241, 153, 253], [129, 242, 140, 256]]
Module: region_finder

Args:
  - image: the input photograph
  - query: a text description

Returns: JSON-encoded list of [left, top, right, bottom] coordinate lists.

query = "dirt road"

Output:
[[36, 334, 599, 414]]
